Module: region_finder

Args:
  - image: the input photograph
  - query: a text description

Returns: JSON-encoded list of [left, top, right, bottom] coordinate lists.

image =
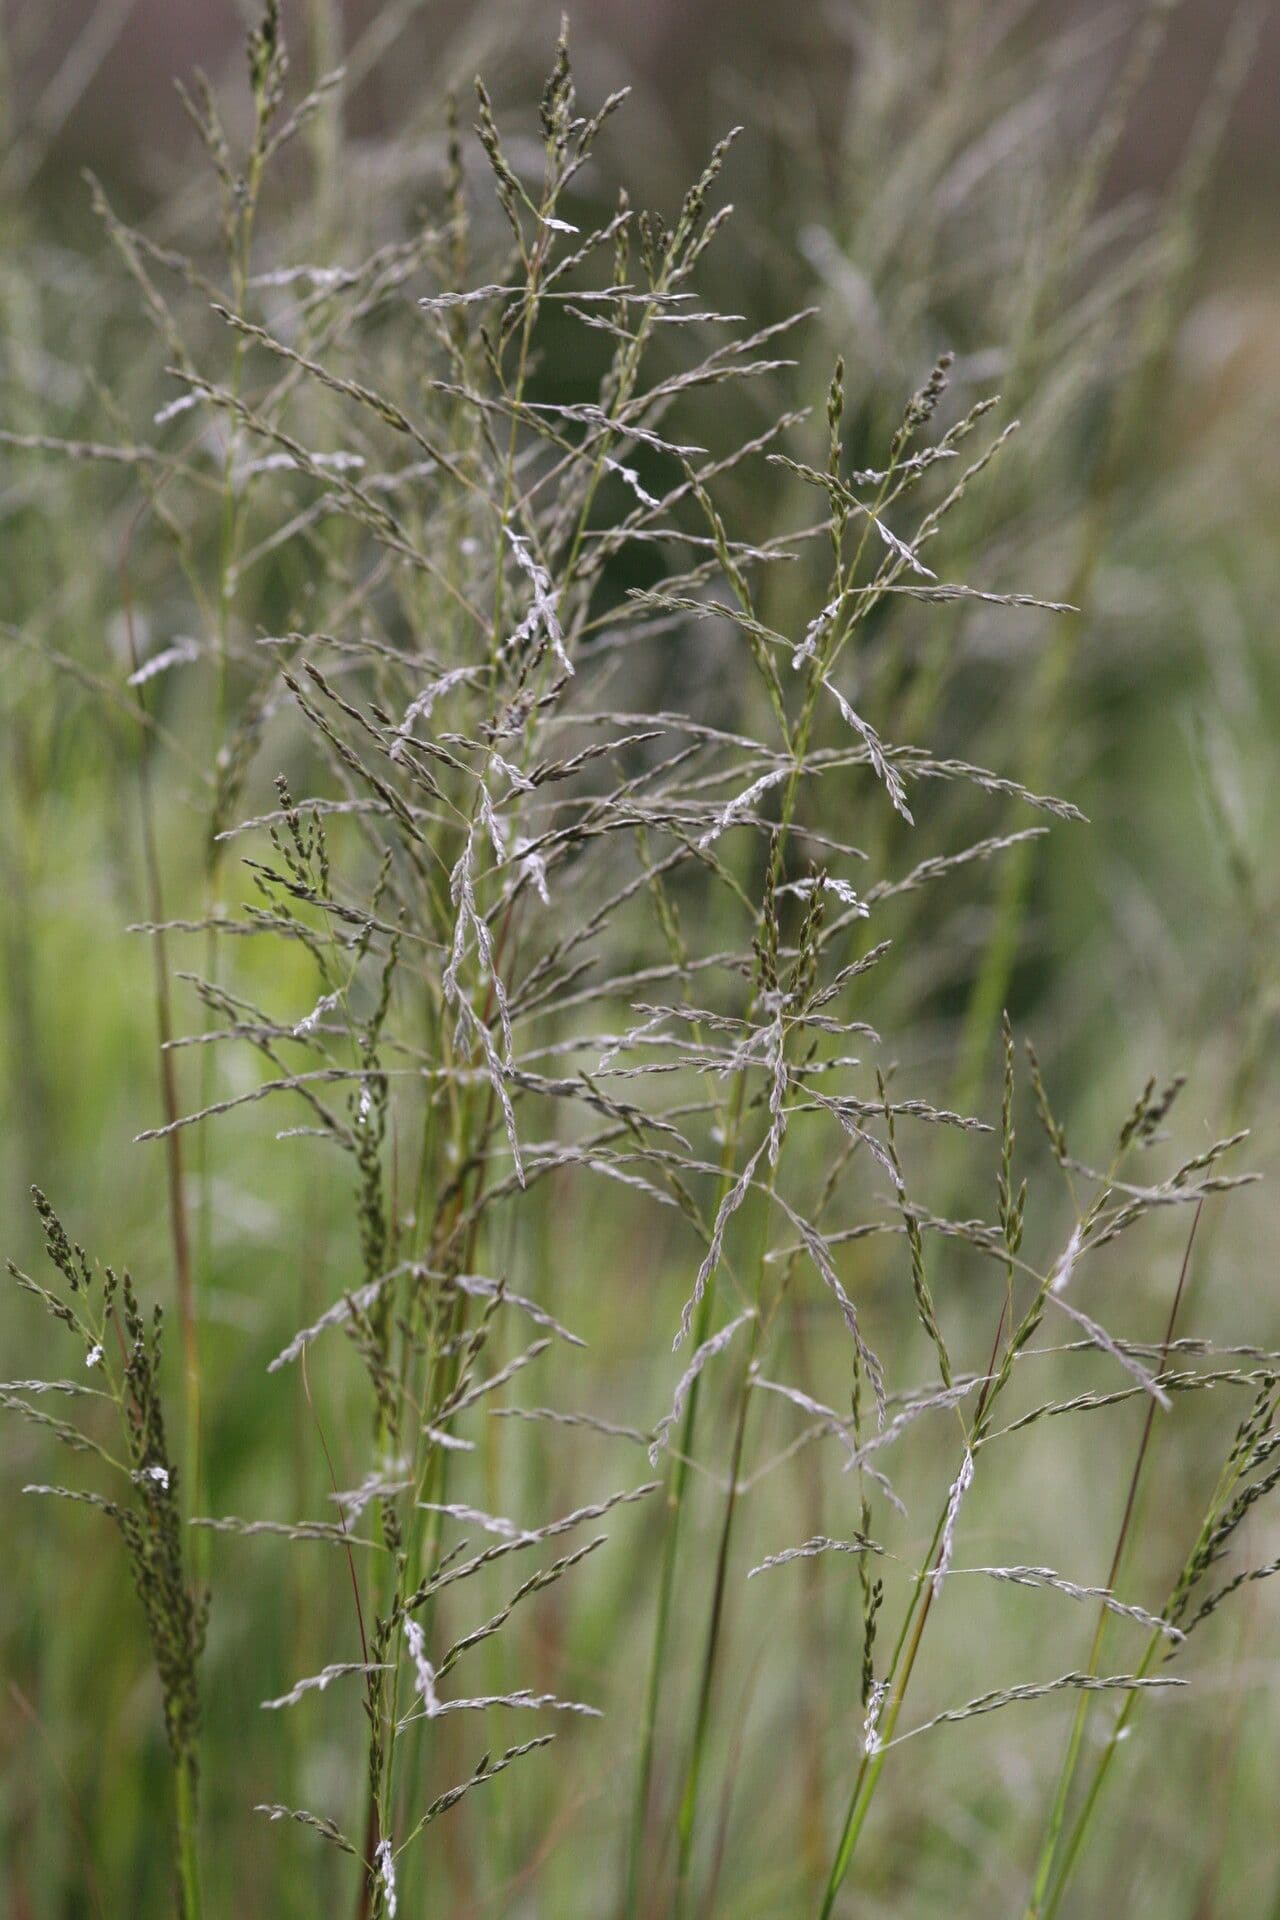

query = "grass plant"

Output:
[[3, 6, 1278, 1917]]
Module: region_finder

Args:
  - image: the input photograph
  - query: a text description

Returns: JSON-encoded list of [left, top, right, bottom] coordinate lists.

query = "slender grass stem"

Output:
[[1024, 1201, 1202, 1916], [672, 1316, 762, 1913], [626, 1103, 746, 1920], [175, 1753, 203, 1920], [819, 1289, 1016, 1914]]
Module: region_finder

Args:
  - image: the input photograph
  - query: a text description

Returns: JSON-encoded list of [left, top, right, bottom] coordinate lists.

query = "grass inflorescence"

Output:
[[3, 5, 1278, 1917]]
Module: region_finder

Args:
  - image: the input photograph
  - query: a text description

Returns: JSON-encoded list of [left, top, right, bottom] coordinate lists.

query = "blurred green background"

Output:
[[2, 3, 1280, 1916]]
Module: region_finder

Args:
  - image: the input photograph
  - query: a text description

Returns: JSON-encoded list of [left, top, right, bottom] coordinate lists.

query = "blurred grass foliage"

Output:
[[2, 4, 1280, 1918]]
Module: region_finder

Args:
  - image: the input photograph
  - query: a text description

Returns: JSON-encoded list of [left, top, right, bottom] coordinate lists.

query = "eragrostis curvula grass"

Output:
[[3, 6, 1278, 1919]]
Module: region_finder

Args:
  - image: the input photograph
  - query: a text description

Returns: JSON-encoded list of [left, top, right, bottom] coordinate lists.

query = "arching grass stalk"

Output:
[[821, 1044, 1219, 1913], [117, 502, 206, 1677], [672, 1102, 870, 1914], [819, 1311, 1006, 1920], [355, 889, 524, 1920], [618, 126, 799, 1920], [664, 353, 968, 1913], [818, 1526, 940, 1920], [818, 1048, 1161, 1917], [6, 6, 1276, 1918], [625, 1074, 752, 1920], [1024, 1201, 1203, 1917], [670, 1167, 777, 1915], [198, 6, 282, 1322], [1039, 1365, 1280, 1920], [370, 1069, 514, 1906], [668, 850, 866, 1910]]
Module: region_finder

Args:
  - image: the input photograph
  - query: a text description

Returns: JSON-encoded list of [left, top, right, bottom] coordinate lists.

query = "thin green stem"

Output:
[[1040, 1357, 1278, 1919], [819, 1291, 1016, 1914], [1024, 1201, 1202, 1916], [818, 1526, 942, 1920], [175, 1752, 203, 1920], [119, 505, 203, 1564], [659, 432, 914, 1917], [625, 1102, 745, 1920], [672, 1316, 762, 1914]]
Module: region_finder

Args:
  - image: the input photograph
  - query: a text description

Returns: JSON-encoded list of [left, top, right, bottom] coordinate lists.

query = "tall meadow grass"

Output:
[[3, 6, 1279, 1917]]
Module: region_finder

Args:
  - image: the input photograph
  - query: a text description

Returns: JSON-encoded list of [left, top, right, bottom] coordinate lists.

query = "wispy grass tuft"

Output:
[[2, 5, 1277, 1917]]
